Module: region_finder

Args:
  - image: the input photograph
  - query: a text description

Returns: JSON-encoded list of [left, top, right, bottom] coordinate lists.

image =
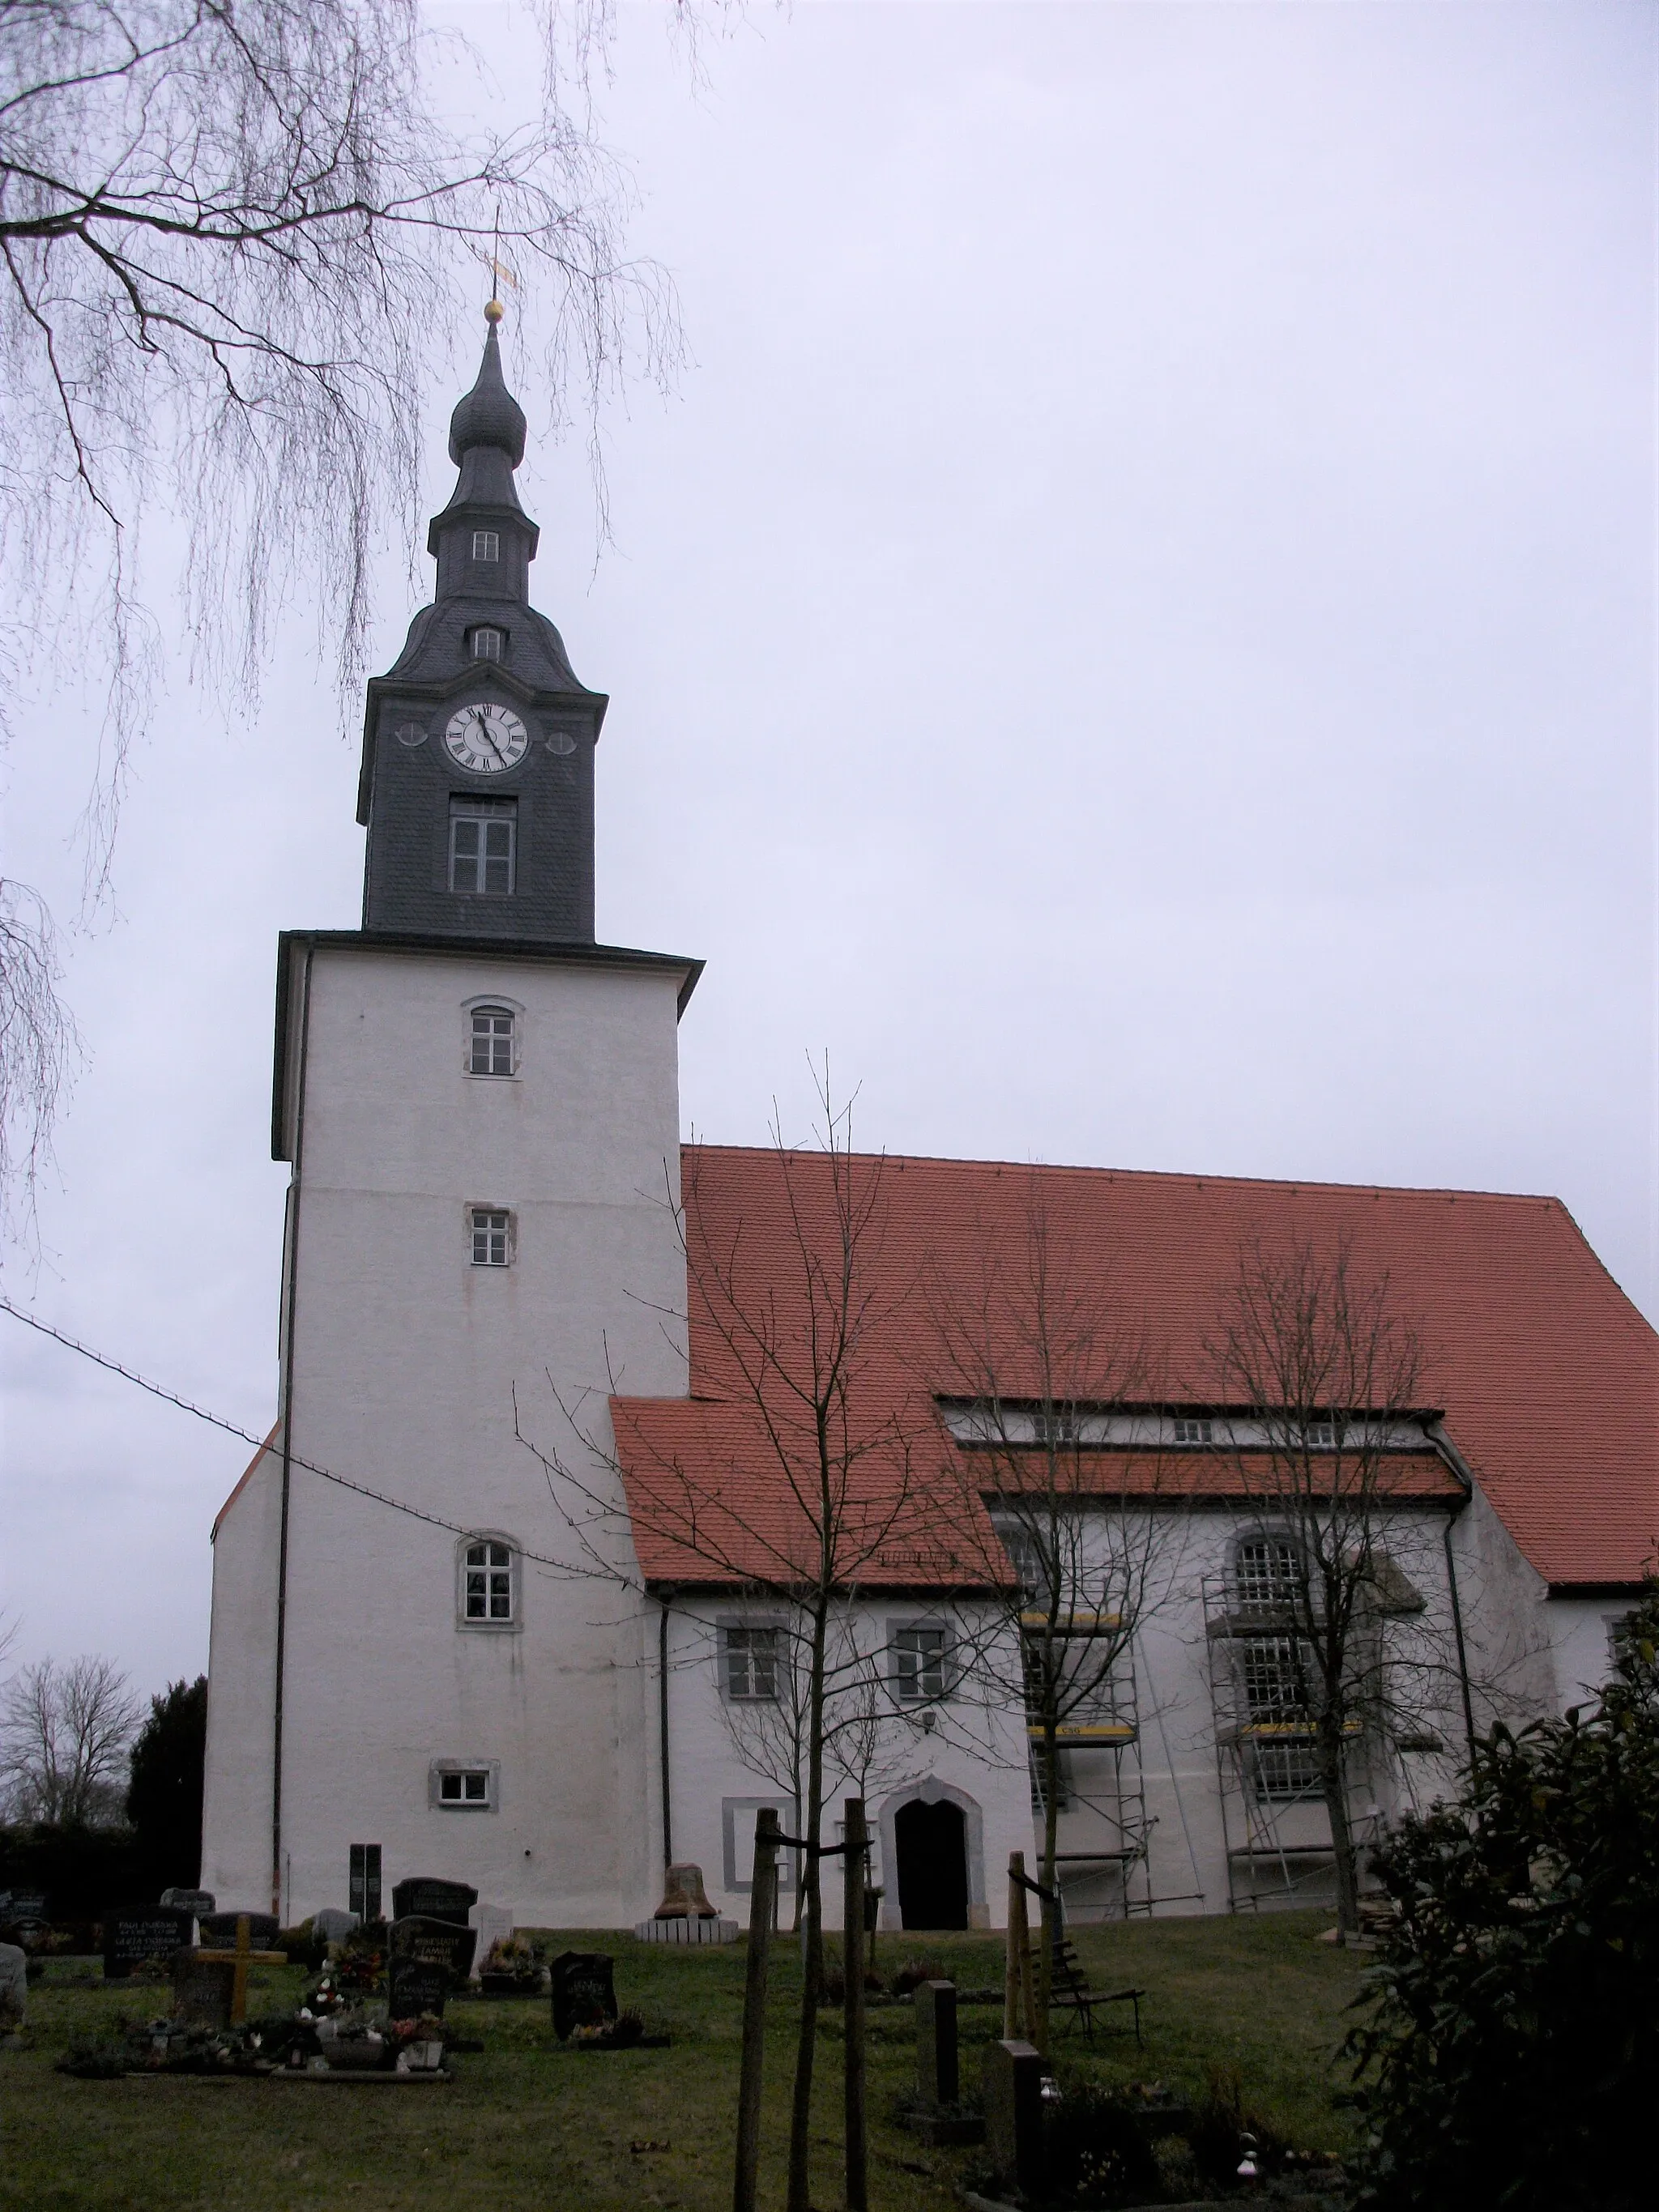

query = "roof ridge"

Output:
[[680, 1141, 1565, 1209]]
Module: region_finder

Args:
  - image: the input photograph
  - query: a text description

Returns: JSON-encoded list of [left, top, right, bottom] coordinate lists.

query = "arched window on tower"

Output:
[[468, 1005, 516, 1077], [470, 624, 505, 661], [458, 1536, 517, 1626], [471, 530, 500, 562]]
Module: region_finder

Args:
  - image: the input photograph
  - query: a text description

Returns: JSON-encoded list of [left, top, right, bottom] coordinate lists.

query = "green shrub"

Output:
[[1346, 1584, 1659, 2212]]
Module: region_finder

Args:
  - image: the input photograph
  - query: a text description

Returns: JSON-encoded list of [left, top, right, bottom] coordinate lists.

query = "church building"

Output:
[[201, 318, 1659, 1935]]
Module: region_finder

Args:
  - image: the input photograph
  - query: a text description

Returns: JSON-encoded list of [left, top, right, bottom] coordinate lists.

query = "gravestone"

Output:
[[551, 1951, 617, 2039], [3, 1892, 46, 1924], [199, 1910, 279, 1950], [313, 1907, 360, 1943], [470, 1902, 512, 1975], [387, 1956, 451, 2021], [172, 1950, 236, 2029], [390, 1877, 477, 1924], [390, 1915, 478, 1984], [983, 2039, 1046, 2197], [160, 1888, 215, 1917], [0, 1944, 28, 2030], [104, 1905, 194, 1979], [915, 1979, 959, 2105]]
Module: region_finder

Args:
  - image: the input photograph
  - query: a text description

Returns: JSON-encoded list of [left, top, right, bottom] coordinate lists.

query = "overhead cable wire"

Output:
[[0, 1294, 569, 1569]]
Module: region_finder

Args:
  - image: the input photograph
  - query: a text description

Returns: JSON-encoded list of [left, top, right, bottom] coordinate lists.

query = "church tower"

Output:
[[201, 310, 699, 1929], [357, 303, 603, 944]]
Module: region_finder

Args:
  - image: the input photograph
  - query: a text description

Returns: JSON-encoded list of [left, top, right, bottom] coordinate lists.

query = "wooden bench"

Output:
[[1046, 1934, 1144, 2046]]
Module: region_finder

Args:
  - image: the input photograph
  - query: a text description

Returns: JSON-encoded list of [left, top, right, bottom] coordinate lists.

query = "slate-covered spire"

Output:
[[447, 302, 527, 468], [426, 302, 539, 594]]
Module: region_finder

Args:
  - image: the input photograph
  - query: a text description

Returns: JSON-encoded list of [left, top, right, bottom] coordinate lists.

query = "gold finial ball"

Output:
[[484, 297, 504, 326]]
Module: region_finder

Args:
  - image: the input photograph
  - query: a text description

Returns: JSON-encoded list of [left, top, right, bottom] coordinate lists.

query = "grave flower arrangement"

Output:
[[480, 1934, 544, 1996]]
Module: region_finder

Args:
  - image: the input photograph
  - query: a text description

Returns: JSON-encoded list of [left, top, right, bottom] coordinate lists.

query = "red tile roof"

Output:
[[612, 1148, 1658, 1592]]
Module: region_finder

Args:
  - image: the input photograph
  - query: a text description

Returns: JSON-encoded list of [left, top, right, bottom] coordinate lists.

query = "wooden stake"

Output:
[[734, 1808, 781, 2212], [843, 1800, 868, 2212], [1005, 1853, 1028, 2039]]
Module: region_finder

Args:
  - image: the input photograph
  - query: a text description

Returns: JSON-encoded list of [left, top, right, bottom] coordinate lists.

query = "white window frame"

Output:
[[719, 1622, 783, 1703], [471, 529, 501, 562], [429, 1761, 499, 1811], [458, 1535, 518, 1629], [470, 624, 505, 661], [465, 1002, 518, 1078], [1173, 1415, 1213, 1445], [889, 1619, 951, 1703], [449, 799, 516, 897], [1235, 1534, 1302, 1612], [470, 1206, 514, 1268]]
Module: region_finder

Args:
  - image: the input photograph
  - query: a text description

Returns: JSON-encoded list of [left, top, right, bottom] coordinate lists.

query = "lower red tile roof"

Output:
[[611, 1147, 1658, 1592]]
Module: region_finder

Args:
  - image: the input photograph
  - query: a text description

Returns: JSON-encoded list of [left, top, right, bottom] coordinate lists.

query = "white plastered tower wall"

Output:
[[202, 937, 693, 1924]]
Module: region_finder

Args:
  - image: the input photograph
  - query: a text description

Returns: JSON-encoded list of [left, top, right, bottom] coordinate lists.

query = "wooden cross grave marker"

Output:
[[194, 1914, 288, 2022]]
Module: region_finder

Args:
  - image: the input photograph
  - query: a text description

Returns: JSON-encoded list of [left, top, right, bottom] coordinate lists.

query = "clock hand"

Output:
[[474, 710, 508, 767]]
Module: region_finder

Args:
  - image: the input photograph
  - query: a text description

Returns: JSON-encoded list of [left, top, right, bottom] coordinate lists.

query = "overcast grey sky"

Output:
[[2, 1, 1654, 1698]]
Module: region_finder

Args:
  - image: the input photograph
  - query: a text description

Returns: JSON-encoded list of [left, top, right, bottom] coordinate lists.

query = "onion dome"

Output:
[[447, 306, 527, 468]]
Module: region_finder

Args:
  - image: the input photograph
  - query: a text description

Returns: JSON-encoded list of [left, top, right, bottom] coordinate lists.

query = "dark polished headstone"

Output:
[[915, 1979, 959, 2106], [160, 1888, 215, 1916], [983, 2038, 1045, 2197], [390, 1877, 477, 1924], [104, 1905, 194, 1979], [199, 1911, 280, 1950], [390, 1914, 477, 1983], [172, 1950, 236, 2027], [387, 1956, 451, 2020], [551, 1951, 617, 2040]]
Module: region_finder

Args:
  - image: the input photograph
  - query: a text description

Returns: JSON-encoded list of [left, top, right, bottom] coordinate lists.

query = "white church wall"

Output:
[[200, 1439, 284, 1910], [656, 1599, 1032, 1931], [203, 941, 693, 1927], [1110, 1502, 1466, 1919]]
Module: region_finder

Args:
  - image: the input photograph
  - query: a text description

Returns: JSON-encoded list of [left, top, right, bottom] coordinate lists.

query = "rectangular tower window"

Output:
[[471, 1208, 511, 1266], [471, 530, 500, 562], [471, 625, 505, 660], [450, 799, 516, 896], [348, 1843, 382, 1920]]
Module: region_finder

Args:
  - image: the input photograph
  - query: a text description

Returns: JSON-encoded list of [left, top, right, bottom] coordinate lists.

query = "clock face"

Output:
[[445, 701, 528, 774]]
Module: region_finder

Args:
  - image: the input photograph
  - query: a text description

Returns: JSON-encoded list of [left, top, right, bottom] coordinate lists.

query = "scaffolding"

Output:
[[1023, 1611, 1154, 1919], [1203, 1572, 1364, 1913]]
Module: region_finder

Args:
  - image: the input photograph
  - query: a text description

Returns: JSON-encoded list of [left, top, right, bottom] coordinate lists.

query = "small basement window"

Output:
[[471, 530, 500, 562], [433, 1766, 496, 1810]]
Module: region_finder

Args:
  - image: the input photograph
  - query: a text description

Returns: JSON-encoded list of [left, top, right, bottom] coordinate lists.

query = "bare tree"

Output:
[[1209, 1238, 1458, 1937], [0, 1652, 143, 1824], [929, 1200, 1183, 2044], [0, 0, 688, 1197], [703, 1595, 952, 1935], [519, 1074, 958, 2212]]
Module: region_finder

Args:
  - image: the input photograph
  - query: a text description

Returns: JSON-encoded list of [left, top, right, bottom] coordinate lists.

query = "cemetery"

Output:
[[0, 1870, 1367, 2211]]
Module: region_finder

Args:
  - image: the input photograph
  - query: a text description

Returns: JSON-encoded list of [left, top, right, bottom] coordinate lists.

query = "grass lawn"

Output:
[[0, 1912, 1366, 2212]]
